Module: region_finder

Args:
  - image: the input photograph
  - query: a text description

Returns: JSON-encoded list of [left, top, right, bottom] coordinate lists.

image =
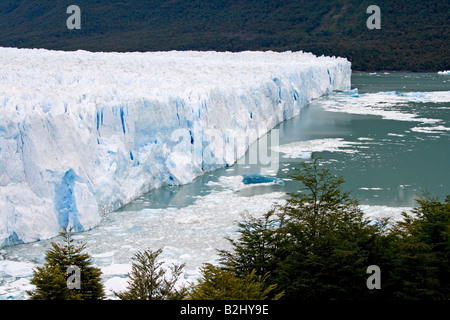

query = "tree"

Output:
[[114, 249, 187, 300], [28, 228, 105, 300], [221, 155, 450, 300], [188, 263, 283, 300], [276, 156, 386, 299], [219, 209, 286, 280], [384, 193, 450, 299], [221, 155, 386, 299]]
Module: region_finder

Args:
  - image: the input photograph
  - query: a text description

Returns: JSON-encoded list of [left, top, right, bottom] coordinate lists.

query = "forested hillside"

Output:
[[0, 0, 448, 71]]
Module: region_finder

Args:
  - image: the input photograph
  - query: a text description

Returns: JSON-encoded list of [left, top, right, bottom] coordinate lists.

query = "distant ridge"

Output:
[[0, 0, 448, 71]]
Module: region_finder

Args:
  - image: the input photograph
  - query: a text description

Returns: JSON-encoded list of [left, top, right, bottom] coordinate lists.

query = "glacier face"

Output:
[[0, 48, 351, 246]]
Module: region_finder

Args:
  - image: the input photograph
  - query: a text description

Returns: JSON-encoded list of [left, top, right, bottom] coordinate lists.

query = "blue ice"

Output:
[[242, 174, 285, 185]]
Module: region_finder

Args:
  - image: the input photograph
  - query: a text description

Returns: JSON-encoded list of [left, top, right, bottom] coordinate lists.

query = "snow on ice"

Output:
[[0, 48, 351, 246]]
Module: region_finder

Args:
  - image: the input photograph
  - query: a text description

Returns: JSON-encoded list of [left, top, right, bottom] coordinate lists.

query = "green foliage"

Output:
[[278, 158, 388, 299], [23, 155, 448, 300], [188, 263, 283, 300], [27, 228, 105, 300], [221, 155, 449, 300], [28, 264, 81, 300], [382, 193, 450, 299], [0, 0, 448, 71], [23, 156, 448, 300], [219, 210, 285, 280], [220, 156, 382, 299], [114, 248, 187, 300]]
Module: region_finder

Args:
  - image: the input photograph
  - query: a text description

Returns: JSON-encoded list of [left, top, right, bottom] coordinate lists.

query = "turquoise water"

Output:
[[121, 72, 450, 210]]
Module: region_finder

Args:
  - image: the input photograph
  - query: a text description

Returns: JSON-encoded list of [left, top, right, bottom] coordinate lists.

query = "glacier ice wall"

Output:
[[0, 48, 351, 246]]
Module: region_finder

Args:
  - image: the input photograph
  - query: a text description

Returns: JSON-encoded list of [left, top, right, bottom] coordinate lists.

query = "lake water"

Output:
[[1, 72, 449, 299]]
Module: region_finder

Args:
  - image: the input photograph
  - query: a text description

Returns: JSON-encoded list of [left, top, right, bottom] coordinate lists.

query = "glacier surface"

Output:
[[0, 48, 351, 246]]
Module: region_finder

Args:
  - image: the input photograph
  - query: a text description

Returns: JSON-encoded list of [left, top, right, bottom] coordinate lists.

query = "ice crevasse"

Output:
[[0, 48, 351, 246]]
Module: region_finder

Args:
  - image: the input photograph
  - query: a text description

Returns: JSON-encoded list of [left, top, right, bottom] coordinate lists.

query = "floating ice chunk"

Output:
[[104, 277, 129, 297], [242, 174, 285, 185], [10, 278, 33, 290], [410, 125, 450, 133], [342, 88, 359, 97], [357, 137, 375, 141], [343, 88, 359, 94], [92, 251, 115, 258], [0, 261, 35, 278], [398, 92, 426, 98], [387, 133, 406, 137], [359, 205, 411, 224], [319, 90, 450, 123], [101, 264, 132, 276], [272, 138, 360, 158]]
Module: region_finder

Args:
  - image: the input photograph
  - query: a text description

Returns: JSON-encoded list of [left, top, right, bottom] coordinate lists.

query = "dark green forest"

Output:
[[0, 0, 448, 71]]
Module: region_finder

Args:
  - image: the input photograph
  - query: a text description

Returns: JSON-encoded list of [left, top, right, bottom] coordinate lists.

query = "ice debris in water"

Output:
[[242, 174, 285, 185]]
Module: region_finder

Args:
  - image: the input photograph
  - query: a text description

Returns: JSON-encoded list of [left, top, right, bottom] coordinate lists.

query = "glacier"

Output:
[[0, 47, 351, 246]]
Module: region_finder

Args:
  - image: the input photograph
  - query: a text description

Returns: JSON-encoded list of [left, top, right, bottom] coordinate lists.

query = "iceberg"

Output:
[[0, 48, 351, 246], [320, 90, 450, 123], [272, 138, 362, 158], [0, 260, 34, 278], [242, 174, 285, 185]]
